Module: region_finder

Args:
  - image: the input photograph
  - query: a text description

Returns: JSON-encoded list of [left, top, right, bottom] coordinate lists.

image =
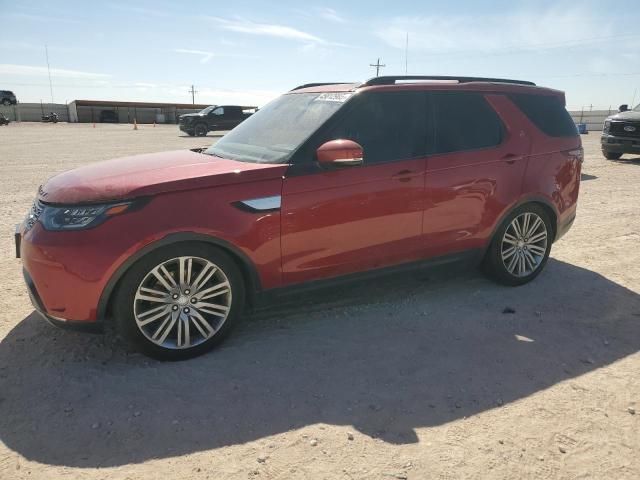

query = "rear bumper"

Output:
[[601, 135, 640, 154], [555, 212, 576, 242]]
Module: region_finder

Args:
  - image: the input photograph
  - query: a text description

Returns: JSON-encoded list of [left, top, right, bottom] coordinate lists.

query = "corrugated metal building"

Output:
[[68, 100, 211, 124]]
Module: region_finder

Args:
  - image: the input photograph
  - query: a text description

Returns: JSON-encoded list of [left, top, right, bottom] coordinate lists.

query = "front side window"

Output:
[[323, 91, 428, 164], [432, 92, 504, 154], [212, 107, 224, 116]]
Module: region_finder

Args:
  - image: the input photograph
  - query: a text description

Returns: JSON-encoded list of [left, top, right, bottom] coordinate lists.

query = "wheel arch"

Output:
[[97, 232, 262, 322], [487, 196, 559, 251]]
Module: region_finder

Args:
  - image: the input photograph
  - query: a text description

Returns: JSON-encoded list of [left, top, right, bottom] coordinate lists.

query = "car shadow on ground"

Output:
[[0, 259, 638, 468], [610, 154, 640, 165]]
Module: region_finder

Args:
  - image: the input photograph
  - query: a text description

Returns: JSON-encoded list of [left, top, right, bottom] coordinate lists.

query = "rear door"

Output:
[[423, 91, 530, 257], [280, 90, 429, 285]]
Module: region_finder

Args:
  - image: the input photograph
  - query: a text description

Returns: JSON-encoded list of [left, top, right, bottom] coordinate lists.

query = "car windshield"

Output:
[[205, 92, 352, 163], [199, 106, 217, 114]]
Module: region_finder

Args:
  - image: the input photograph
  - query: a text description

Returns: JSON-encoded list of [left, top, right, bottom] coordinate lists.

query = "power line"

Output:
[[412, 32, 640, 62]]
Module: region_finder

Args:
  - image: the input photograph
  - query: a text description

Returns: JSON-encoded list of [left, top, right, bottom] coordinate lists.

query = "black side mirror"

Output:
[[619, 104, 629, 112]]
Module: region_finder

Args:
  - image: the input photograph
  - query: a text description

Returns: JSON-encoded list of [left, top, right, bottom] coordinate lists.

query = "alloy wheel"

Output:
[[501, 212, 548, 278], [133, 256, 232, 349]]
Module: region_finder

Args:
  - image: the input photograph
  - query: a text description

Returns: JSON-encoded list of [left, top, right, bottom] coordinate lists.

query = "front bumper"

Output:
[[601, 135, 640, 154], [179, 123, 195, 133], [15, 220, 114, 324], [22, 266, 102, 332]]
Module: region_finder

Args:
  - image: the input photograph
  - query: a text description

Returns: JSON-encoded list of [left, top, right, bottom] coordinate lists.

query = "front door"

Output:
[[280, 90, 429, 285]]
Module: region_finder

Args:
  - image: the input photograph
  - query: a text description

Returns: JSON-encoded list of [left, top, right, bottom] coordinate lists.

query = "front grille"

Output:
[[609, 120, 640, 138], [24, 199, 44, 231]]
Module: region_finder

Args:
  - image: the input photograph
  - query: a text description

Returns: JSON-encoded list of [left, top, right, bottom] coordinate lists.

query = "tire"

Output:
[[482, 204, 553, 286], [194, 123, 208, 137], [1, 99, 11, 106], [113, 243, 246, 360], [603, 151, 622, 160]]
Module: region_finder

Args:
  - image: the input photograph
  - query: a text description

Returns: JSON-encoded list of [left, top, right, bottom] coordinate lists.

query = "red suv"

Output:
[[15, 76, 582, 360]]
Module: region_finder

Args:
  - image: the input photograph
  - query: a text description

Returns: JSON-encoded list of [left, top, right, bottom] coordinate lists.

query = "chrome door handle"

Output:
[[501, 154, 522, 165]]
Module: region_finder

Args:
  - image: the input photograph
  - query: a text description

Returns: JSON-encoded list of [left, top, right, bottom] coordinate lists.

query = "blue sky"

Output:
[[1, 0, 639, 110]]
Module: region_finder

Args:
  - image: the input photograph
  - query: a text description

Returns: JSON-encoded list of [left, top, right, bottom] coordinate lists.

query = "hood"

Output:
[[608, 110, 640, 121], [180, 113, 204, 119], [40, 150, 288, 204]]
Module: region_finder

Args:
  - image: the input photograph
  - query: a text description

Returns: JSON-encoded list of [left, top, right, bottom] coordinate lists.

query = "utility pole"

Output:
[[45, 44, 54, 104], [188, 85, 198, 104], [369, 58, 386, 77], [404, 33, 409, 75]]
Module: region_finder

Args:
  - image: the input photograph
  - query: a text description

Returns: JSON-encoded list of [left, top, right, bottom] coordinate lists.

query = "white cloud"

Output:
[[316, 7, 346, 23], [171, 48, 215, 64], [206, 16, 325, 43], [0, 64, 110, 78], [376, 7, 613, 55]]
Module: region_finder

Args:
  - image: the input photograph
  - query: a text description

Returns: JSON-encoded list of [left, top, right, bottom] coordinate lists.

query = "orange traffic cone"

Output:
[[133, 118, 138, 130], [92, 122, 95, 128]]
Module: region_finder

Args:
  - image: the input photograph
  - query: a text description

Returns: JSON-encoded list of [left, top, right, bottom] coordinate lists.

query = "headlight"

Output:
[[40, 201, 134, 231], [603, 120, 611, 134]]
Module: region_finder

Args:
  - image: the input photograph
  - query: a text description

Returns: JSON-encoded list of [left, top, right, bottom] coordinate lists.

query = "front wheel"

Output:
[[483, 205, 552, 286], [194, 123, 208, 137], [114, 243, 245, 360], [1, 99, 11, 106]]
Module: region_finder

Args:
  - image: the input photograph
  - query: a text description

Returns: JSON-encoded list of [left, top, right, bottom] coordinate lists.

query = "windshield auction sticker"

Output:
[[315, 93, 352, 103]]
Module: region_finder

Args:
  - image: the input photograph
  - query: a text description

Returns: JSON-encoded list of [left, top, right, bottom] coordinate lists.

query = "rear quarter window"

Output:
[[432, 92, 504, 154], [508, 93, 577, 137]]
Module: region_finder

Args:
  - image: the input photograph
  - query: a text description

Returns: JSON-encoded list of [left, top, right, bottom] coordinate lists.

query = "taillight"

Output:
[[568, 147, 584, 163]]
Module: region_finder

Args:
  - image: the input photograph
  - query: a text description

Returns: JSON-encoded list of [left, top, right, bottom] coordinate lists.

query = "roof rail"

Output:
[[362, 76, 536, 87], [290, 82, 357, 91]]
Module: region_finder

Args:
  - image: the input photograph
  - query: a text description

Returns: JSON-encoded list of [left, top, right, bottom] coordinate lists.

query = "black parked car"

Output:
[[602, 103, 640, 159], [1, 90, 17, 106], [179, 105, 257, 136]]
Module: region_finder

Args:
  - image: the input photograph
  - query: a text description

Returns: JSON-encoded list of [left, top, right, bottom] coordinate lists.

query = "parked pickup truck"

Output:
[[179, 105, 258, 136], [601, 103, 640, 160]]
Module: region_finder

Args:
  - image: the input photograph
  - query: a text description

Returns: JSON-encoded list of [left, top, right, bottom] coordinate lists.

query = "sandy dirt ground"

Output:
[[0, 123, 638, 479]]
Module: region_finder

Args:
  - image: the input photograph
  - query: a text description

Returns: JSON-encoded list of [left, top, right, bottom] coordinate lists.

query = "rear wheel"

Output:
[[114, 243, 245, 360], [194, 123, 208, 137], [1, 99, 11, 106], [603, 150, 622, 160], [483, 205, 552, 286]]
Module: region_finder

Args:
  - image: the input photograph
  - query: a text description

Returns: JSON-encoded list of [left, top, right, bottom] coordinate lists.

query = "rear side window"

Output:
[[432, 92, 504, 154], [325, 91, 428, 164], [508, 93, 577, 137]]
